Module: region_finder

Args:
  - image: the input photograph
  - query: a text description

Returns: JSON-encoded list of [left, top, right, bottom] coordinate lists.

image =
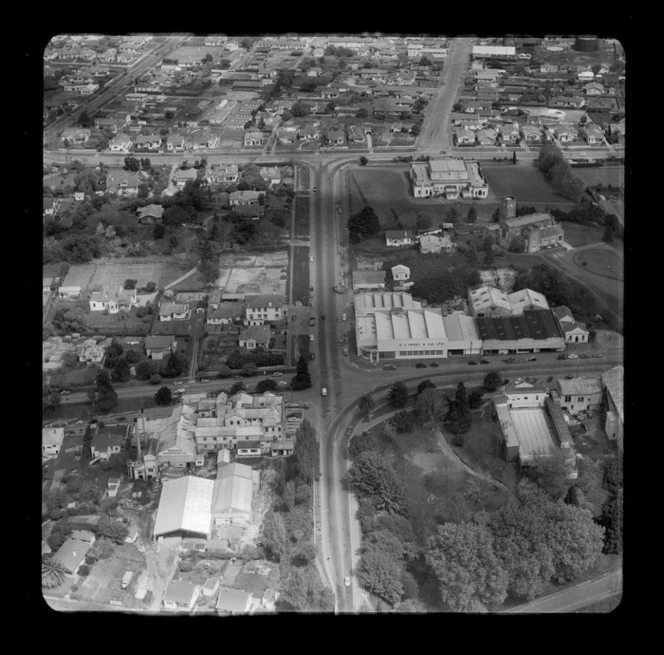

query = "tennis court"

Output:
[[89, 262, 165, 292]]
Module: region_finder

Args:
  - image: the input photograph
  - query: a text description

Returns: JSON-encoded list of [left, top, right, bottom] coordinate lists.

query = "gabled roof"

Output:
[[153, 476, 215, 538], [54, 537, 92, 573]]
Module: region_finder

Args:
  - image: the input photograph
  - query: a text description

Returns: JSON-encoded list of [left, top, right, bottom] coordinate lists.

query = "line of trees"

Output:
[[534, 144, 586, 203]]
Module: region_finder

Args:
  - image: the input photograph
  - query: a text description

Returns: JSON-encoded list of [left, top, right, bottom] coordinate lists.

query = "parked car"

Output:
[[527, 357, 537, 361], [321, 387, 327, 397], [272, 372, 283, 377], [383, 364, 397, 370], [430, 362, 439, 367], [579, 353, 591, 359], [174, 380, 184, 386], [415, 363, 427, 368], [313, 186, 318, 192], [60, 389, 71, 396], [480, 359, 489, 364], [568, 354, 579, 359], [344, 575, 351, 587], [592, 353, 604, 358], [557, 354, 567, 360], [565, 375, 575, 379], [346, 427, 353, 437], [468, 361, 478, 366], [198, 378, 210, 383]]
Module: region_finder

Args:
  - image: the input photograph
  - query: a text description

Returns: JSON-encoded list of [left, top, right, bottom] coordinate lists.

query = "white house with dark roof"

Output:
[[109, 133, 133, 152], [245, 295, 285, 324], [239, 325, 271, 350], [145, 335, 177, 359], [385, 230, 414, 247], [43, 427, 65, 460], [159, 303, 191, 321], [391, 265, 411, 282], [137, 204, 164, 224]]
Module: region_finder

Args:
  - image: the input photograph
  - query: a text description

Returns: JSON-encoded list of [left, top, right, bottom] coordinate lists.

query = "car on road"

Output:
[[321, 387, 327, 397], [312, 186, 318, 192], [430, 362, 439, 367], [198, 378, 210, 383], [592, 353, 604, 358], [567, 354, 579, 359], [346, 427, 353, 437], [527, 357, 537, 361], [60, 389, 71, 396], [415, 362, 427, 368], [480, 359, 489, 364], [503, 358, 515, 363], [310, 352, 315, 360], [565, 375, 575, 379], [337, 207, 342, 214], [337, 316, 341, 322], [272, 372, 283, 377], [468, 361, 478, 365], [277, 381, 289, 388], [557, 354, 567, 360], [383, 364, 397, 370], [309, 255, 314, 262], [579, 353, 592, 359], [344, 576, 351, 587], [174, 380, 184, 386]]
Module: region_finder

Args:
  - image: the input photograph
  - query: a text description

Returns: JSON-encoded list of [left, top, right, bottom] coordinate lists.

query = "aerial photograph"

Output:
[[41, 33, 624, 614]]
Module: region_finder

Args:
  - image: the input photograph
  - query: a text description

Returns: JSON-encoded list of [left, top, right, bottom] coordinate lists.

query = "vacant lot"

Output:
[[571, 166, 625, 189], [85, 307, 153, 334], [482, 164, 574, 204], [217, 251, 288, 297], [291, 246, 310, 306]]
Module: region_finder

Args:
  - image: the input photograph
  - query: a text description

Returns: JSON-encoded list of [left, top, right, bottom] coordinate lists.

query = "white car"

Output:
[[321, 387, 327, 397], [568, 353, 579, 359], [344, 576, 351, 587]]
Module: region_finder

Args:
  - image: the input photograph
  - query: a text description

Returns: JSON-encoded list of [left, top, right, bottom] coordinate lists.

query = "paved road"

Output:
[[501, 570, 622, 613]]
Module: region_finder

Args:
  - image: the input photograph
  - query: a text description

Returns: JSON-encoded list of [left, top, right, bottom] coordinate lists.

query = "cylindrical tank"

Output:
[[574, 36, 598, 52]]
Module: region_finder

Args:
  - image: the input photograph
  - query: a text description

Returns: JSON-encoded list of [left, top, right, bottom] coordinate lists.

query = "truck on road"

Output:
[[121, 571, 134, 589]]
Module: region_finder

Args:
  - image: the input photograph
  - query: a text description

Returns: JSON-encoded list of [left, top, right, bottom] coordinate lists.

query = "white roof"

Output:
[[212, 463, 253, 518], [469, 286, 511, 313], [557, 377, 602, 397], [153, 476, 214, 538], [374, 309, 445, 341], [601, 365, 624, 423], [509, 408, 558, 461], [355, 292, 421, 315], [508, 288, 549, 315], [43, 427, 65, 448]]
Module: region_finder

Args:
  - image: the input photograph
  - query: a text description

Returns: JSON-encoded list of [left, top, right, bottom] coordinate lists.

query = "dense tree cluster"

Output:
[[534, 144, 586, 203], [347, 205, 381, 243], [290, 355, 312, 391]]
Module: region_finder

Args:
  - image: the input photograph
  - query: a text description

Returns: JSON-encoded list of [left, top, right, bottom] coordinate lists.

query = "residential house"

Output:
[[106, 171, 140, 197], [601, 365, 623, 451], [229, 190, 261, 206], [325, 126, 347, 146], [94, 117, 119, 134], [133, 134, 162, 151], [91, 429, 125, 461], [454, 128, 475, 145], [554, 125, 579, 143], [145, 335, 177, 359], [207, 164, 239, 185], [137, 204, 164, 224], [261, 589, 279, 611], [555, 377, 602, 414], [163, 581, 202, 612], [208, 289, 222, 310], [243, 130, 263, 147], [476, 128, 498, 145], [202, 578, 220, 598], [207, 303, 245, 326], [53, 537, 93, 575], [77, 338, 106, 365], [577, 70, 594, 81], [159, 303, 191, 321], [60, 128, 90, 145], [419, 233, 455, 254], [385, 230, 414, 247], [582, 124, 605, 145], [43, 427, 65, 460], [347, 125, 366, 144], [259, 167, 281, 187], [166, 135, 186, 152], [552, 305, 589, 343], [186, 128, 220, 151], [216, 588, 253, 615], [499, 124, 520, 143], [172, 168, 198, 189], [584, 82, 605, 96], [521, 125, 542, 143], [43, 198, 55, 216], [89, 287, 136, 313], [245, 295, 285, 324], [353, 270, 386, 292], [239, 325, 271, 350], [108, 134, 132, 152], [391, 265, 411, 283], [298, 124, 320, 141]]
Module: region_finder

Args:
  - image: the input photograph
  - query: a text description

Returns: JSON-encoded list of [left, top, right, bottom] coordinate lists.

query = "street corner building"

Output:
[[410, 157, 488, 199]]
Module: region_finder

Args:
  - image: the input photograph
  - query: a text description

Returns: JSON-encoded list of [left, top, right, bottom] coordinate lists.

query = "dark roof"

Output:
[[475, 309, 562, 341]]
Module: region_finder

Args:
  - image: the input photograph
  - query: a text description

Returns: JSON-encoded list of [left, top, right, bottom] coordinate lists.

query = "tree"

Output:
[[484, 243, 495, 266], [153, 223, 166, 240], [524, 450, 572, 501], [415, 387, 446, 424], [358, 394, 375, 418], [111, 357, 131, 383], [76, 110, 94, 128], [145, 281, 156, 293], [260, 509, 288, 562], [256, 378, 278, 393], [154, 386, 173, 406], [348, 432, 379, 459], [387, 382, 409, 409], [445, 382, 471, 434], [483, 370, 503, 392], [445, 206, 460, 223], [357, 543, 404, 606], [415, 212, 433, 231], [509, 235, 526, 253], [345, 452, 408, 516], [95, 369, 118, 413], [42, 558, 68, 589], [426, 522, 508, 612], [94, 518, 129, 545], [357, 107, 369, 119], [467, 206, 477, 223], [290, 100, 311, 118], [290, 420, 320, 484], [47, 391, 62, 410], [469, 389, 484, 409], [229, 381, 247, 395], [512, 150, 517, 165], [416, 379, 436, 396], [163, 352, 185, 378], [240, 362, 258, 377], [491, 207, 502, 223], [347, 205, 381, 243], [359, 156, 369, 166], [123, 156, 141, 172], [602, 225, 614, 243]]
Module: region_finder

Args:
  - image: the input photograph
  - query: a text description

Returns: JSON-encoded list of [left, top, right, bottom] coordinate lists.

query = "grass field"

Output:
[[558, 222, 606, 248], [291, 246, 310, 306], [293, 196, 310, 238], [572, 248, 624, 280], [482, 164, 574, 204], [574, 594, 622, 613], [571, 167, 625, 188]]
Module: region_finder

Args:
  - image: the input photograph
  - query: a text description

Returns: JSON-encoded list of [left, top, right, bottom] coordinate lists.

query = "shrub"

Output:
[[78, 564, 90, 576], [179, 559, 194, 573]]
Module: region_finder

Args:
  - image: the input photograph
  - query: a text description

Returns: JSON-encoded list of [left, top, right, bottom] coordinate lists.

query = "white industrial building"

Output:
[[468, 286, 549, 318], [410, 158, 488, 199], [354, 292, 481, 362]]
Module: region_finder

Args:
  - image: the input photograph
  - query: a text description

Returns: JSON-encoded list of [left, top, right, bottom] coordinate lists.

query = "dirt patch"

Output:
[[478, 267, 518, 292]]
